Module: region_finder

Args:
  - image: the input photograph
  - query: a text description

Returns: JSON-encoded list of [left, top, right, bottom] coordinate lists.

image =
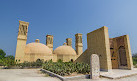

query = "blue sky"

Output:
[[0, 0, 137, 56]]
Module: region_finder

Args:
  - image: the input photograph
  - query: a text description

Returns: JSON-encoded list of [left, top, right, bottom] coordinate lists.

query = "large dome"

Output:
[[24, 42, 52, 54], [54, 45, 76, 55]]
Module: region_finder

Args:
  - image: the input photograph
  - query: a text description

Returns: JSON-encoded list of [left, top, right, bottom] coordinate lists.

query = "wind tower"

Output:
[[46, 35, 53, 52], [75, 33, 83, 56], [66, 38, 72, 47], [15, 20, 29, 63]]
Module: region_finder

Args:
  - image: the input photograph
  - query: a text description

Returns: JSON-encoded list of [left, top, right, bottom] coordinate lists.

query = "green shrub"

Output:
[[42, 60, 90, 76], [0, 56, 15, 67], [0, 49, 15, 67], [16, 59, 44, 68], [0, 49, 6, 59], [132, 53, 137, 65], [133, 57, 137, 65]]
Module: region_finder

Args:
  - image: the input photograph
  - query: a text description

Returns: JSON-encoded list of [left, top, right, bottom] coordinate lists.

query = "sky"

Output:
[[0, 0, 137, 56]]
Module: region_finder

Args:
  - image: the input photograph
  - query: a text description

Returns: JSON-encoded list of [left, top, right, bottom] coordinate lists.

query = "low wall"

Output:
[[40, 69, 90, 81]]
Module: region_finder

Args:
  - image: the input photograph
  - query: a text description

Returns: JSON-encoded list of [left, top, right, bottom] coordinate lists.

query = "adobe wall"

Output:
[[75, 26, 112, 72], [110, 35, 133, 70]]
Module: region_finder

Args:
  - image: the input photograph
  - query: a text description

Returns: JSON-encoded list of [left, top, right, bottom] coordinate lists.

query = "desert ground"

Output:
[[0, 69, 60, 81], [0, 69, 137, 81]]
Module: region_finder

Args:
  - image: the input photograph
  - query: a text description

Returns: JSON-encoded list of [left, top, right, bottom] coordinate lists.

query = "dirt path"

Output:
[[0, 69, 60, 81]]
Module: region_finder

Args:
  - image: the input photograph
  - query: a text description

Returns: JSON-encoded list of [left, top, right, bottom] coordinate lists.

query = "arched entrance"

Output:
[[70, 59, 73, 62], [118, 46, 127, 67]]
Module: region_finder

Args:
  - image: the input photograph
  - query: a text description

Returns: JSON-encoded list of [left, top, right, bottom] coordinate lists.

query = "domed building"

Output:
[[54, 43, 77, 62], [15, 21, 83, 63], [23, 41, 53, 62]]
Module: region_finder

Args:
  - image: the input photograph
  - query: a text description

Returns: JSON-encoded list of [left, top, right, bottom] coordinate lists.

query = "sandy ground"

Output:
[[0, 69, 137, 81], [0, 69, 60, 81]]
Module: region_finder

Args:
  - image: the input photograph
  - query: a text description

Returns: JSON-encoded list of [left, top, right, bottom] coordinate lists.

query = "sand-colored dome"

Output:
[[54, 45, 76, 55], [25, 42, 52, 54]]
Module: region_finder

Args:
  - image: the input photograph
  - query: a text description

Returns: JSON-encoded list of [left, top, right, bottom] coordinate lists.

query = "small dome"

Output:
[[25, 42, 52, 54], [54, 45, 76, 55]]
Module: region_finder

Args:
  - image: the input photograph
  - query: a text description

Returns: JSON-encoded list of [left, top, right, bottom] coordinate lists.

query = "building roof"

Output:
[[53, 45, 76, 55], [24, 42, 52, 54]]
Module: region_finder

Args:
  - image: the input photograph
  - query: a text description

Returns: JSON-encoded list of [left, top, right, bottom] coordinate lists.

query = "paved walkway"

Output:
[[68, 74, 137, 81], [0, 69, 60, 81], [100, 68, 137, 79]]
